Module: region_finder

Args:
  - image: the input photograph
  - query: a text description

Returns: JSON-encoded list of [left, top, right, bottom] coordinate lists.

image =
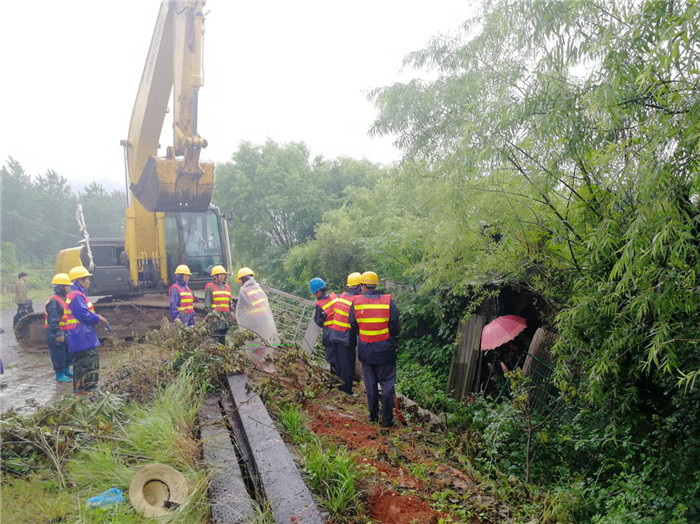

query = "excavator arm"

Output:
[[121, 0, 213, 212]]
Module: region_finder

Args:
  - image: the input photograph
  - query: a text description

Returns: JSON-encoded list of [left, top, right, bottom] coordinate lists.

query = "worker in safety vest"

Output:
[[235, 267, 279, 371], [66, 266, 108, 394], [310, 277, 339, 376], [44, 273, 74, 383], [169, 265, 195, 326], [205, 265, 234, 344], [328, 272, 363, 394], [349, 271, 400, 427]]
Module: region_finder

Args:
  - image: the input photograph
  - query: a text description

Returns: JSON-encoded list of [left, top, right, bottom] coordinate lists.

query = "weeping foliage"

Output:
[[367, 0, 700, 409], [356, 2, 700, 519]]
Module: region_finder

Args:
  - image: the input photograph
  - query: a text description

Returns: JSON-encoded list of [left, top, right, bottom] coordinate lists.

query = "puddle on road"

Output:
[[0, 309, 117, 416]]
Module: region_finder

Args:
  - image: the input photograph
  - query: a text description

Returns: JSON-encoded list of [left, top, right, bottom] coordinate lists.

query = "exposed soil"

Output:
[[303, 393, 486, 523]]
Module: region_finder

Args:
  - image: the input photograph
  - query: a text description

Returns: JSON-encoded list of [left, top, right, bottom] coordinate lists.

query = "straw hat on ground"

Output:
[[129, 463, 188, 517]]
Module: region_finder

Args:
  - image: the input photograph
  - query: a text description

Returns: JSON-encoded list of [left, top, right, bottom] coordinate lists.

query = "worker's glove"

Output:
[[55, 335, 65, 343]]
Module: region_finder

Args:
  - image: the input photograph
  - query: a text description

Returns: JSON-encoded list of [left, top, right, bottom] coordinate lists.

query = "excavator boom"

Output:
[[123, 0, 213, 212]]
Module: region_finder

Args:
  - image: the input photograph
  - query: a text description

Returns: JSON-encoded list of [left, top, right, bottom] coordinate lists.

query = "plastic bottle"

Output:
[[86, 487, 125, 508]]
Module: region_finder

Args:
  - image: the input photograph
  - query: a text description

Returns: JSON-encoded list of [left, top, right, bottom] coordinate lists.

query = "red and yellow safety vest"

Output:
[[169, 283, 194, 314], [353, 293, 392, 343], [64, 291, 96, 330], [44, 295, 70, 330], [328, 291, 358, 332], [205, 282, 231, 312], [316, 292, 346, 332], [244, 283, 270, 315]]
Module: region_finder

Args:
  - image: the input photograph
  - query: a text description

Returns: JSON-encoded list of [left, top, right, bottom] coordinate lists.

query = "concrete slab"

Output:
[[199, 397, 257, 523], [227, 374, 323, 524]]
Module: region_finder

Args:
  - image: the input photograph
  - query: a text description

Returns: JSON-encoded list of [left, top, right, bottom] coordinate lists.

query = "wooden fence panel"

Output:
[[447, 314, 485, 401]]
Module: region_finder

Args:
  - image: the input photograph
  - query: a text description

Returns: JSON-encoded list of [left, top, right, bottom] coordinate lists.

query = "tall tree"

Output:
[[370, 0, 700, 404], [78, 181, 126, 238], [367, 1, 700, 518], [33, 169, 78, 256], [0, 157, 36, 257], [214, 141, 382, 286]]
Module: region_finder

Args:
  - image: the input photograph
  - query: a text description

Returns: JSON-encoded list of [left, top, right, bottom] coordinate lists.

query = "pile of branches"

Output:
[[1, 392, 126, 487], [1, 313, 340, 486]]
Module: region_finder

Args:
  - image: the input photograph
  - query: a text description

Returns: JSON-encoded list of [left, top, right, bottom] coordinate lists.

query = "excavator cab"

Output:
[[164, 207, 228, 288]]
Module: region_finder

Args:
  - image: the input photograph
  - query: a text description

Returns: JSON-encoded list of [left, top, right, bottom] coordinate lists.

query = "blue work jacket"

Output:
[[65, 282, 101, 353]]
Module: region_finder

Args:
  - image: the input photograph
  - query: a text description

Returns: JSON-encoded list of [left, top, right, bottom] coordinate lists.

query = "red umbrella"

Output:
[[480, 315, 527, 350]]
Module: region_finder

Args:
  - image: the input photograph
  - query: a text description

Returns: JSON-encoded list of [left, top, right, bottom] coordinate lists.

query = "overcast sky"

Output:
[[1, 1, 469, 190]]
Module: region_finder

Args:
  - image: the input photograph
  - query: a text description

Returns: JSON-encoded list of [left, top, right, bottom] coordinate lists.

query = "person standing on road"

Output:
[[204, 265, 234, 344], [44, 273, 74, 383], [329, 272, 363, 395], [13, 272, 34, 327], [66, 266, 108, 394], [169, 265, 195, 326], [310, 278, 339, 376], [349, 271, 401, 427], [235, 267, 279, 371]]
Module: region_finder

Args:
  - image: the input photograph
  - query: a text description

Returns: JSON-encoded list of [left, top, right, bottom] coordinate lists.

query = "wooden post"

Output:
[[447, 314, 485, 401]]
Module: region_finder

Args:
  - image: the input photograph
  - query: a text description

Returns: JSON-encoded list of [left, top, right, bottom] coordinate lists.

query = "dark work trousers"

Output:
[[47, 338, 72, 373], [334, 342, 356, 394], [73, 348, 99, 393], [362, 363, 396, 426], [324, 342, 337, 376]]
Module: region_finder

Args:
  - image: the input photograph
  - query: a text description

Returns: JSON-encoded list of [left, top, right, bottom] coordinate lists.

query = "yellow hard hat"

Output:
[[68, 266, 92, 281], [359, 271, 380, 286], [347, 272, 362, 287], [236, 267, 255, 282], [51, 273, 72, 286], [210, 265, 227, 276], [174, 264, 191, 275]]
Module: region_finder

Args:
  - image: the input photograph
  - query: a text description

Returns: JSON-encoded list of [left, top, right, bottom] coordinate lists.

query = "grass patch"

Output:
[[2, 368, 208, 523], [277, 404, 312, 444], [301, 437, 365, 521], [0, 473, 73, 524]]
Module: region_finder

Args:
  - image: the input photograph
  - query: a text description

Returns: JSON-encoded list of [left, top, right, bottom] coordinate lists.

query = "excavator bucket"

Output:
[[130, 156, 214, 212]]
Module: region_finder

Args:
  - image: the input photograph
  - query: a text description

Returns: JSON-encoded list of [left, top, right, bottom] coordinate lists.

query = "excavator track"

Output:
[[14, 294, 206, 351]]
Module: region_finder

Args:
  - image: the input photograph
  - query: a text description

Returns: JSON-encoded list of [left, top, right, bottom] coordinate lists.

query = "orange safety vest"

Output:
[[205, 282, 231, 312], [328, 291, 358, 332], [44, 295, 70, 331], [169, 283, 194, 314], [244, 283, 270, 315], [353, 293, 392, 343], [64, 291, 95, 330], [316, 292, 345, 332]]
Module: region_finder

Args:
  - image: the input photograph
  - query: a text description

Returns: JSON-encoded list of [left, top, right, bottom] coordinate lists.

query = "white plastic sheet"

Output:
[[235, 278, 279, 371]]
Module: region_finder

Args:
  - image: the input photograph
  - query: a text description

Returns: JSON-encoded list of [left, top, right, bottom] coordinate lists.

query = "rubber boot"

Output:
[[64, 367, 74, 377], [55, 372, 71, 383]]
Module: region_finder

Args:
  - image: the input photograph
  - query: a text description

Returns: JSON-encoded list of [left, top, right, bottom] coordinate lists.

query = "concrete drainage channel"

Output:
[[199, 374, 323, 523]]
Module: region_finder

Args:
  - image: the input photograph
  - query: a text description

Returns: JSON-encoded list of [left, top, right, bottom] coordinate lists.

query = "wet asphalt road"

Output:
[[0, 309, 114, 416]]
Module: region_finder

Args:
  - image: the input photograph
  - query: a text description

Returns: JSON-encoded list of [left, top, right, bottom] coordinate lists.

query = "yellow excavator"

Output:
[[16, 0, 231, 348]]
